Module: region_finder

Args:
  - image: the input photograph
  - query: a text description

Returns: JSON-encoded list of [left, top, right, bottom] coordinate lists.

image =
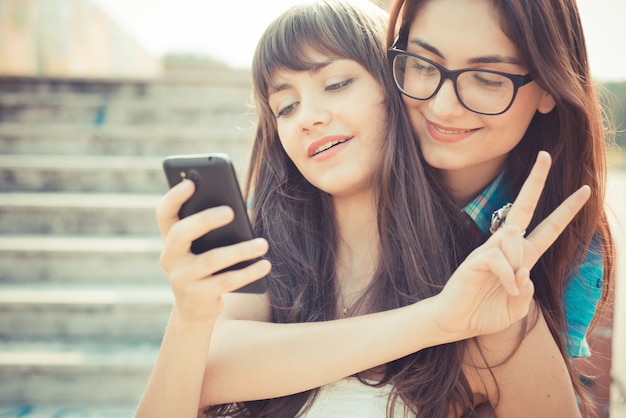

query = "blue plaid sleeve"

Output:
[[563, 236, 604, 357]]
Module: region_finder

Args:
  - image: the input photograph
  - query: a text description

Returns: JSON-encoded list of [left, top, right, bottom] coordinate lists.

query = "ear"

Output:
[[537, 91, 556, 114]]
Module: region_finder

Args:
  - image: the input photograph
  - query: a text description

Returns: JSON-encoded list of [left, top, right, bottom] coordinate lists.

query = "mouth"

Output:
[[431, 125, 475, 135], [426, 119, 480, 143], [308, 136, 353, 157]]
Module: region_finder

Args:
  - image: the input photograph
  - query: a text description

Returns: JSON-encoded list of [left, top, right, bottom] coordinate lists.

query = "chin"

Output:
[[419, 148, 458, 171]]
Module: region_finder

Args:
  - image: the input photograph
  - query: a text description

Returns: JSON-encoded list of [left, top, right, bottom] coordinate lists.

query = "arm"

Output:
[[134, 180, 271, 418], [202, 288, 507, 405], [134, 310, 216, 418], [465, 302, 581, 418], [200, 222, 540, 405], [564, 237, 604, 357]]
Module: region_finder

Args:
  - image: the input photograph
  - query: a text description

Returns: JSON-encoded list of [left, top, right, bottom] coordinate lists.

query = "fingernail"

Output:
[[214, 206, 233, 219], [253, 238, 268, 251], [255, 259, 271, 273], [178, 179, 194, 192]]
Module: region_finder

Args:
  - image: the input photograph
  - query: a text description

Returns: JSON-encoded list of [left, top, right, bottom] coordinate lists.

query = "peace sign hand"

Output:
[[434, 151, 590, 339], [503, 151, 591, 270]]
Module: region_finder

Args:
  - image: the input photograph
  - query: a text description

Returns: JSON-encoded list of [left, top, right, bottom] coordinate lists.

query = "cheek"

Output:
[[368, 102, 390, 150], [485, 88, 544, 146], [498, 106, 538, 141], [276, 126, 298, 162], [371, 100, 388, 124], [401, 95, 417, 114], [506, 89, 545, 128], [401, 97, 424, 128]]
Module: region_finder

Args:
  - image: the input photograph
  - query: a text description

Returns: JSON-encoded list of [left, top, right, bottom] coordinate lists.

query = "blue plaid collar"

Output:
[[461, 170, 513, 236]]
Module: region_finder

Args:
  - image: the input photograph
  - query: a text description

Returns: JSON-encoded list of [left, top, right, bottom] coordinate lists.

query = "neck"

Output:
[[442, 158, 506, 206], [332, 191, 379, 316]]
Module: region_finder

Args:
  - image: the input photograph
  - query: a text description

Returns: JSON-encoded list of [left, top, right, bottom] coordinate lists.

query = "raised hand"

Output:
[[156, 179, 271, 323], [501, 151, 591, 269], [435, 151, 590, 338]]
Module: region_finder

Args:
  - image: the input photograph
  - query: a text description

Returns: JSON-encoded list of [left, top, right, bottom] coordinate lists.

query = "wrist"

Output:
[[171, 304, 218, 333], [422, 294, 473, 344]]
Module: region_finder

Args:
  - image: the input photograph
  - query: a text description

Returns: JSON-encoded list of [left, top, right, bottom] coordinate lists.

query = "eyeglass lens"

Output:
[[392, 54, 516, 115]]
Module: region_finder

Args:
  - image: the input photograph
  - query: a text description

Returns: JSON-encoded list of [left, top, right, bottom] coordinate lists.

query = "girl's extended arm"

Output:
[[202, 285, 519, 405], [198, 153, 588, 411]]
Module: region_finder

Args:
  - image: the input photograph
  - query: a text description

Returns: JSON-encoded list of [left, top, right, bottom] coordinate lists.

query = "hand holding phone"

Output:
[[163, 153, 267, 293]]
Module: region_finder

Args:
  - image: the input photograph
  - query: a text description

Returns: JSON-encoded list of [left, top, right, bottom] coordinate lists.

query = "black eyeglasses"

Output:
[[387, 48, 534, 115]]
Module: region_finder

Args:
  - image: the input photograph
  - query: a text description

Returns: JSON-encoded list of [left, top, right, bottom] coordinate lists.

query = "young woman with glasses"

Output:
[[386, 0, 616, 415], [135, 1, 601, 417]]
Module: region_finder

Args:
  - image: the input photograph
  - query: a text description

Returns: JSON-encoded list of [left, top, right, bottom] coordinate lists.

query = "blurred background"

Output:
[[0, 0, 623, 417]]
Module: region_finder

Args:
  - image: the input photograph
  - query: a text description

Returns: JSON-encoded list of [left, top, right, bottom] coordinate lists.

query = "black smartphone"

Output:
[[162, 153, 266, 294]]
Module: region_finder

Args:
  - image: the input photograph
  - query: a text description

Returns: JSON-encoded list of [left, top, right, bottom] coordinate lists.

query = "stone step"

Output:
[[0, 284, 172, 340], [0, 235, 165, 285], [0, 75, 152, 98], [0, 338, 160, 405], [0, 74, 254, 410], [0, 71, 251, 98], [0, 154, 251, 193], [0, 193, 161, 235], [0, 89, 253, 126], [0, 85, 253, 104], [0, 404, 137, 418], [0, 154, 166, 193], [0, 123, 255, 159]]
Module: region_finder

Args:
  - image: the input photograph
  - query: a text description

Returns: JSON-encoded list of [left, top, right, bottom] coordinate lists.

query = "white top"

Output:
[[299, 377, 410, 417]]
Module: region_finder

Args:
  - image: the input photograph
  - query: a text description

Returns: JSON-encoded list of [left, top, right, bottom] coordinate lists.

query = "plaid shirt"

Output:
[[461, 171, 603, 357]]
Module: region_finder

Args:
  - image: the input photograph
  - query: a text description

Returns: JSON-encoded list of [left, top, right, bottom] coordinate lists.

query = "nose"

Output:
[[428, 79, 465, 118], [297, 98, 332, 132]]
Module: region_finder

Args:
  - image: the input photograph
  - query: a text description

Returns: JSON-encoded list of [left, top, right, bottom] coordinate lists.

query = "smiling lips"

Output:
[[426, 119, 480, 143], [308, 135, 353, 157]]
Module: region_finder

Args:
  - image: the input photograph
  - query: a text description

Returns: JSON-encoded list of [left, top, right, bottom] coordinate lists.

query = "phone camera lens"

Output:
[[188, 169, 201, 185]]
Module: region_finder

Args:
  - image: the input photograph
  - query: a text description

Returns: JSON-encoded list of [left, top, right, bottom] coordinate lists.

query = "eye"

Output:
[[276, 102, 299, 118], [472, 72, 507, 89], [326, 78, 354, 91], [409, 59, 438, 76]]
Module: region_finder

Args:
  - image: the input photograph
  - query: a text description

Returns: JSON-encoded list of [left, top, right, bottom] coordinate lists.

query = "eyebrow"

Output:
[[408, 38, 522, 66], [268, 58, 338, 94]]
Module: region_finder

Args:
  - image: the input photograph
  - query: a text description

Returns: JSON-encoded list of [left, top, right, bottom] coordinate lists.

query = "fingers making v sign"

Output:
[[437, 151, 590, 338]]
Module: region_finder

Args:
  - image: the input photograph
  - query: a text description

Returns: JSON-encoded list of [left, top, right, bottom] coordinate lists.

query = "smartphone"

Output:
[[162, 153, 267, 293]]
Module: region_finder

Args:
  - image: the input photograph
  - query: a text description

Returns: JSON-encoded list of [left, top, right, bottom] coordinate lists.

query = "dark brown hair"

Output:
[[206, 0, 478, 417], [387, 0, 616, 415]]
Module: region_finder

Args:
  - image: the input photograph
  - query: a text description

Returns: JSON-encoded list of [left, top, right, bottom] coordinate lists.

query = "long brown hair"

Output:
[[207, 0, 478, 417], [387, 0, 616, 414]]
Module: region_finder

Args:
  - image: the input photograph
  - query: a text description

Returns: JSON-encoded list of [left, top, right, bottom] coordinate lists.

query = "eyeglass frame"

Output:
[[387, 47, 534, 116]]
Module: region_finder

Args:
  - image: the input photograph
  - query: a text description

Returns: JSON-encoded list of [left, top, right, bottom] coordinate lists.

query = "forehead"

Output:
[[264, 42, 343, 81], [408, 0, 518, 61], [269, 56, 372, 96], [268, 51, 338, 93]]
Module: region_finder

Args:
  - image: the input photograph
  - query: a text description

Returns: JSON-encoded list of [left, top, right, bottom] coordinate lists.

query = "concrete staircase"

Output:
[[0, 69, 255, 416]]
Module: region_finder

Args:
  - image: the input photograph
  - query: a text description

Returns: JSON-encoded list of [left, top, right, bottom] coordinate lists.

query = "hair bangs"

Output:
[[252, 0, 389, 102]]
